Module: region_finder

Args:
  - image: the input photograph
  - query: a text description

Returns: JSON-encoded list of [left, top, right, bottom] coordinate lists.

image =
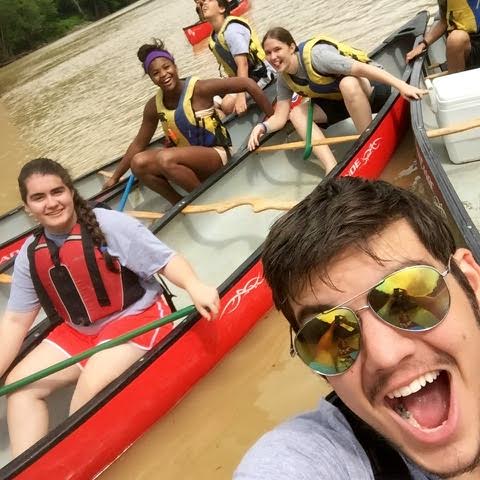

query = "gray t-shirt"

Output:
[[277, 43, 381, 101], [223, 22, 251, 56], [7, 208, 175, 333], [234, 399, 439, 480]]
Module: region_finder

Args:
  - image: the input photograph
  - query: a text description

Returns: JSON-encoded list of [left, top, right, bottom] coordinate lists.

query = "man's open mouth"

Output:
[[385, 370, 451, 432]]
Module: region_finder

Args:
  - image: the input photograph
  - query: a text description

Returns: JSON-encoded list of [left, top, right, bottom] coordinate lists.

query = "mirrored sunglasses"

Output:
[[293, 263, 451, 376]]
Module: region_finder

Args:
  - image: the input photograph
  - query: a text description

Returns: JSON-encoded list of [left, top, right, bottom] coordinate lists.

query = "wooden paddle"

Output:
[[425, 70, 449, 80], [127, 196, 297, 220], [0, 273, 12, 284], [255, 117, 480, 153]]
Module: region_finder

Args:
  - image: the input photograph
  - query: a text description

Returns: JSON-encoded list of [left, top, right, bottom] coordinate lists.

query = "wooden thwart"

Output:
[[255, 117, 480, 153], [127, 197, 297, 220], [0, 273, 12, 284]]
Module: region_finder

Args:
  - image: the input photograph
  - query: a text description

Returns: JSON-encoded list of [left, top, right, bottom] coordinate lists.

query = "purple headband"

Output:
[[143, 50, 175, 73]]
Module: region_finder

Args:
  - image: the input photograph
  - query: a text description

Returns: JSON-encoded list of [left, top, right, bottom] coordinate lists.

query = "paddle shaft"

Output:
[[256, 117, 480, 153], [0, 305, 196, 397], [117, 175, 135, 212]]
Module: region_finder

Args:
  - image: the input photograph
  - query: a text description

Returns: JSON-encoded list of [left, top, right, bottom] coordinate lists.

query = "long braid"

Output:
[[73, 191, 119, 272], [18, 157, 119, 273]]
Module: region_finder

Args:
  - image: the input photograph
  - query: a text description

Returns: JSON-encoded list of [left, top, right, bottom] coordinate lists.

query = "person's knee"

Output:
[[447, 29, 471, 51], [157, 149, 178, 175], [5, 368, 45, 402], [339, 76, 364, 99], [131, 151, 150, 176]]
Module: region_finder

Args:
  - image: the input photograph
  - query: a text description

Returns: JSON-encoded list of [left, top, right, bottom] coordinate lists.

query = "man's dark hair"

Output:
[[262, 176, 478, 328], [217, 0, 231, 17]]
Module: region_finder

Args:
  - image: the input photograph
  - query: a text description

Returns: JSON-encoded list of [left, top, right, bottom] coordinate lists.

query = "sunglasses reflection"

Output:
[[299, 313, 360, 375]]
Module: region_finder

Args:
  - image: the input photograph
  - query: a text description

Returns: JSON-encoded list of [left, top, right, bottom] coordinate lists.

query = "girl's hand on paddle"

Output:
[[405, 43, 426, 63], [398, 83, 428, 101], [248, 124, 266, 151], [187, 282, 220, 321]]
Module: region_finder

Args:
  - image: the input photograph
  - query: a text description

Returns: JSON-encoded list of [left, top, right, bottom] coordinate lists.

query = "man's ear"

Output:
[[24, 204, 32, 216], [453, 248, 480, 296]]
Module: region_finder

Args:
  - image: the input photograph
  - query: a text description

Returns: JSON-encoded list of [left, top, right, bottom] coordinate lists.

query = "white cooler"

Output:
[[430, 68, 480, 164]]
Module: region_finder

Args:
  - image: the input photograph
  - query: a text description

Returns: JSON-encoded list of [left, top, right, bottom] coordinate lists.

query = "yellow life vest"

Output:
[[282, 35, 371, 101], [208, 16, 267, 79], [155, 76, 231, 148], [445, 0, 480, 34]]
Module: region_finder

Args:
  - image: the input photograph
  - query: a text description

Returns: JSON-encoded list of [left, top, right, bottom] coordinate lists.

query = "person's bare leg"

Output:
[[69, 343, 146, 413], [131, 150, 184, 204], [446, 29, 471, 73], [288, 102, 337, 174], [6, 342, 80, 457], [339, 76, 373, 133], [131, 146, 223, 199], [138, 172, 184, 204]]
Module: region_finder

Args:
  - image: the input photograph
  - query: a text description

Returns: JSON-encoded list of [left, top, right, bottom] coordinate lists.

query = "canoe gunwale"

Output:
[[0, 12, 429, 479], [409, 51, 480, 261]]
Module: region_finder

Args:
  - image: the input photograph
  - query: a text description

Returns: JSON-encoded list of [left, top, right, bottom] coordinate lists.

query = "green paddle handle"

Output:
[[0, 305, 196, 397], [303, 99, 314, 160]]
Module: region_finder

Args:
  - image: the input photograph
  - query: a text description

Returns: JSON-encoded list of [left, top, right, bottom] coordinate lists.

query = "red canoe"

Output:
[[183, 0, 250, 46]]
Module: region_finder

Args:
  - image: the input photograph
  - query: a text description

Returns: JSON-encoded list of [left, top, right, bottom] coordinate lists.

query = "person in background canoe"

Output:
[[235, 175, 480, 479], [0, 158, 220, 457], [406, 0, 480, 73], [247, 27, 427, 174], [202, 0, 275, 116], [103, 39, 273, 205]]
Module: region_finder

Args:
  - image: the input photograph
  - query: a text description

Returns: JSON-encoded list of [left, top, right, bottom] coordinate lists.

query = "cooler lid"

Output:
[[433, 68, 480, 103]]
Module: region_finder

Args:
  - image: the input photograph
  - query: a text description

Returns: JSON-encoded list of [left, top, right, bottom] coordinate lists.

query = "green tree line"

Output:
[[0, 0, 137, 64]]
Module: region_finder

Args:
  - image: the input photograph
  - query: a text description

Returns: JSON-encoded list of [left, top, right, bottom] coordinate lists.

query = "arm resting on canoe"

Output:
[[0, 309, 39, 377], [405, 17, 448, 63], [232, 55, 249, 115], [159, 254, 220, 320], [196, 77, 274, 118], [350, 61, 427, 101], [248, 99, 290, 150], [103, 98, 159, 189]]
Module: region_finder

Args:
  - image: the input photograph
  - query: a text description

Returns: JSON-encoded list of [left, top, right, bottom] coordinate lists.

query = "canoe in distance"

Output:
[[0, 11, 429, 479]]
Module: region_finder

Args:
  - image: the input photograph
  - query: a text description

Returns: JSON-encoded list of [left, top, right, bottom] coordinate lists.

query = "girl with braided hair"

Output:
[[0, 158, 219, 457], [103, 39, 273, 205]]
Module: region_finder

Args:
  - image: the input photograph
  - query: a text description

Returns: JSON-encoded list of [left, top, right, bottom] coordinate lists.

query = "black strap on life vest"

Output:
[[79, 223, 111, 307], [326, 392, 413, 479], [27, 229, 62, 323]]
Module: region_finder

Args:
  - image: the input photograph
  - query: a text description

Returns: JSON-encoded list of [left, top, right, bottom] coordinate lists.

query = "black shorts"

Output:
[[467, 33, 480, 69], [313, 81, 391, 126]]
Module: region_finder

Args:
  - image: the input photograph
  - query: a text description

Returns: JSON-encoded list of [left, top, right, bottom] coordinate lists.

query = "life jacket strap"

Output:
[[327, 392, 412, 479]]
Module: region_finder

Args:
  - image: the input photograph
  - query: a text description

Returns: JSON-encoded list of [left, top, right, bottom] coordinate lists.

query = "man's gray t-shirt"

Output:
[[7, 208, 175, 334], [234, 399, 439, 479], [277, 44, 381, 101]]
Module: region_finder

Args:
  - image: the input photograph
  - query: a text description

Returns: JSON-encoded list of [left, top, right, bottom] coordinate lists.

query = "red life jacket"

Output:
[[27, 224, 145, 326]]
